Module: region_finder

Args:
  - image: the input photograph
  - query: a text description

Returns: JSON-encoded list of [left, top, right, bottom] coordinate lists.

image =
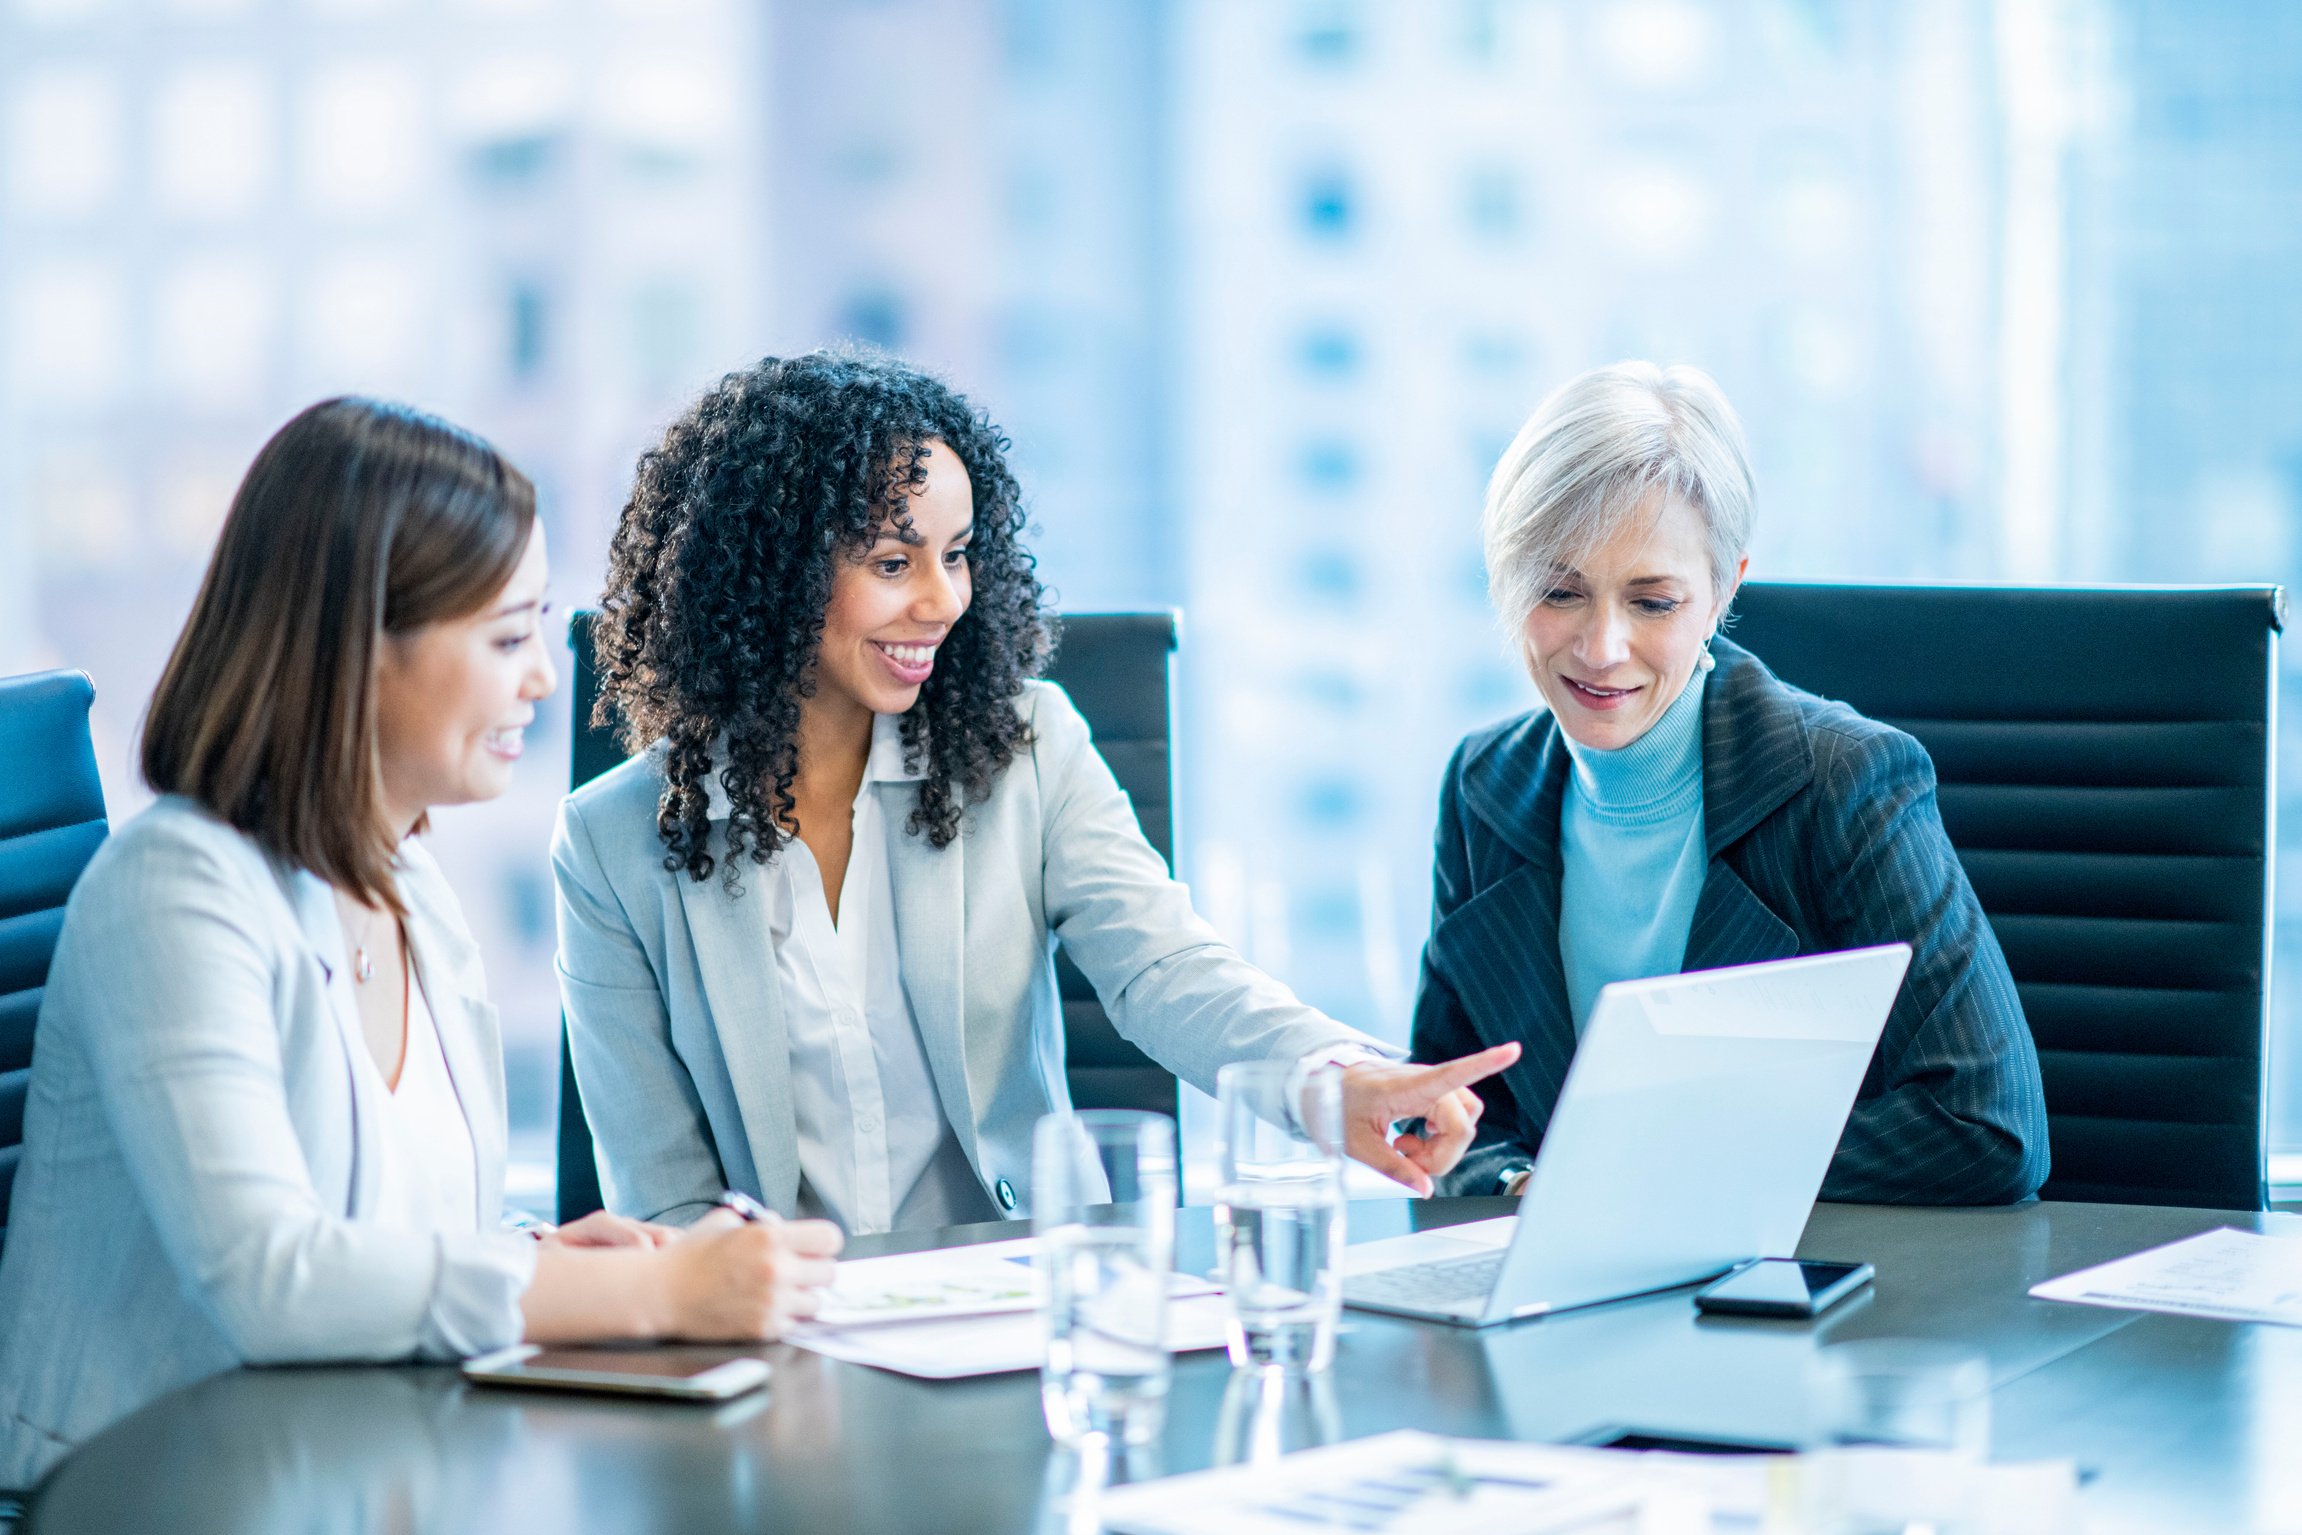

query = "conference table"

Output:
[[25, 1196, 2302, 1534]]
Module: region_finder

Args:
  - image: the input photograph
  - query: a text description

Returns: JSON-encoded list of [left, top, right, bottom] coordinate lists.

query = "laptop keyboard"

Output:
[[1346, 1253, 1505, 1308]]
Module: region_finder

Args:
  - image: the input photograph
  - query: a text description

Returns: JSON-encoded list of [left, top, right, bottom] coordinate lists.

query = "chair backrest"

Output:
[[555, 611, 1181, 1221], [0, 671, 108, 1256], [1729, 581, 2281, 1211]]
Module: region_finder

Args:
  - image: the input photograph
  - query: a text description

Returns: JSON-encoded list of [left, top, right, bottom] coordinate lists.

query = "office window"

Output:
[[1588, 0, 1717, 92], [157, 255, 272, 409], [8, 66, 121, 220], [1459, 0, 1505, 63], [629, 276, 702, 395], [1292, 0, 1359, 65], [999, 303, 1065, 375], [12, 0, 107, 23], [9, 262, 125, 405], [156, 455, 244, 555], [469, 134, 560, 187], [155, 65, 273, 220], [1298, 167, 1355, 239], [1459, 660, 1522, 716], [507, 278, 549, 381], [1295, 548, 1361, 602], [1296, 323, 1361, 378], [1601, 155, 1711, 266], [1296, 775, 1363, 829], [1294, 668, 1363, 713], [302, 250, 426, 388], [1297, 438, 1360, 495], [1460, 328, 1530, 377], [300, 62, 423, 218], [1297, 888, 1361, 938], [837, 288, 906, 351], [30, 446, 132, 567], [1457, 545, 1494, 604], [1463, 163, 1524, 242], [605, 57, 730, 177]]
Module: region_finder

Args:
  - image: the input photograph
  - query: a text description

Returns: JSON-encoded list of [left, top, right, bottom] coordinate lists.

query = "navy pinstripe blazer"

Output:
[[1412, 635, 2050, 1205]]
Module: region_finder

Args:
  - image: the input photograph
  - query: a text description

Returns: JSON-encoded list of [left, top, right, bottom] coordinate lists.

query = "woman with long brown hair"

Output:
[[0, 398, 839, 1485]]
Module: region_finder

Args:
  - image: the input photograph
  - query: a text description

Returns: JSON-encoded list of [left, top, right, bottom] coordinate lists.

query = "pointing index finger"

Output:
[[1414, 1042, 1521, 1098]]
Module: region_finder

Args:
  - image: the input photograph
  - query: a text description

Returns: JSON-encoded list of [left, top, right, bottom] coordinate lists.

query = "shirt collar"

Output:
[[702, 712, 926, 822], [1558, 665, 1707, 815]]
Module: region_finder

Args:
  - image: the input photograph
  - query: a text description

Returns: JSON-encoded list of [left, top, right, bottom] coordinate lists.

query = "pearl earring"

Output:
[[1696, 633, 1717, 673]]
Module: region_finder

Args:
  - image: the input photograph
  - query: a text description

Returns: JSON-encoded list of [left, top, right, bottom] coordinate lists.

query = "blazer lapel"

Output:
[[675, 870, 803, 1211], [279, 866, 384, 1218], [1700, 636, 1815, 857], [1684, 636, 1814, 971], [1684, 863, 1799, 971], [1438, 721, 1579, 1127], [884, 791, 980, 1175]]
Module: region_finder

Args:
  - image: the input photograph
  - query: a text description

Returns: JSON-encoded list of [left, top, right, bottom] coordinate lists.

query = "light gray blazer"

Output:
[[0, 798, 534, 1487], [555, 680, 1379, 1226]]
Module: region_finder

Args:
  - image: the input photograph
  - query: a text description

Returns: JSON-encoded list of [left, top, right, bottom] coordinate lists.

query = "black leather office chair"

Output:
[[1730, 582, 2281, 1211], [0, 671, 109, 1258], [555, 611, 1182, 1222]]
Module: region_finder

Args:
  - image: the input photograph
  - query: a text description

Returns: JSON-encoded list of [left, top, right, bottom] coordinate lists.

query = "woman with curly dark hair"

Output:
[[553, 350, 1516, 1236]]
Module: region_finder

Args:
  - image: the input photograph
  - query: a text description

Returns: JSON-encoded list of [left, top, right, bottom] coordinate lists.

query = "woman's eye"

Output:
[[1542, 588, 1583, 606], [1635, 598, 1682, 616], [496, 630, 535, 653], [945, 547, 970, 566], [875, 558, 909, 577]]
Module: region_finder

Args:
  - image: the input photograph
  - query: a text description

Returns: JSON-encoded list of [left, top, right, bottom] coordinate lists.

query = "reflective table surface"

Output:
[[26, 1198, 2300, 1534]]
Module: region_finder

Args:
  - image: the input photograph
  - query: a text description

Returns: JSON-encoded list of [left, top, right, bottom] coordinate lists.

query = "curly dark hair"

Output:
[[595, 349, 1050, 885]]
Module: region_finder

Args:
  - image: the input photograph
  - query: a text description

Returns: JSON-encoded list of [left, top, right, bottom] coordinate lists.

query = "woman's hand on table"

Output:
[[659, 1209, 845, 1341], [541, 1210, 678, 1249]]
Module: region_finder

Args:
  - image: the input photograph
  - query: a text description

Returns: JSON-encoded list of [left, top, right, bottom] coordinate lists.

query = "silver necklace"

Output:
[[343, 899, 381, 984]]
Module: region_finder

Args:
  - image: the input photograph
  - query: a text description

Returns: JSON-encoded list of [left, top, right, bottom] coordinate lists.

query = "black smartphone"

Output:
[[1693, 1258, 1873, 1318]]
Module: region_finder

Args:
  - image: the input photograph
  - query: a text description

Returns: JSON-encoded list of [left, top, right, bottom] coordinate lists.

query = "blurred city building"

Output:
[[4, 0, 2300, 1201]]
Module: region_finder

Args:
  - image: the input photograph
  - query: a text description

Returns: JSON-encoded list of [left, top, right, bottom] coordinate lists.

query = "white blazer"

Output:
[[0, 798, 534, 1486], [554, 680, 1385, 1226]]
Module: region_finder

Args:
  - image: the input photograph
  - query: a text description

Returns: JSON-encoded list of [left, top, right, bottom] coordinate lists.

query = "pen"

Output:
[[716, 1189, 777, 1224]]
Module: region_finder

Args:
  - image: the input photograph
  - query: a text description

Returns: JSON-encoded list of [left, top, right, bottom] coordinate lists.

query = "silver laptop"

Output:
[[1343, 943, 1911, 1327]]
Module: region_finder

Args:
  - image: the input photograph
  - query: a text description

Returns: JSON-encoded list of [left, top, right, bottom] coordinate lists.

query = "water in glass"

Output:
[[1216, 1062, 1346, 1372], [1033, 1110, 1177, 1447], [1214, 1171, 1342, 1371]]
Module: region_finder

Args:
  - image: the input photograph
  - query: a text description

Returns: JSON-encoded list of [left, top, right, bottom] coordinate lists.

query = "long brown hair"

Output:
[[143, 397, 536, 910]]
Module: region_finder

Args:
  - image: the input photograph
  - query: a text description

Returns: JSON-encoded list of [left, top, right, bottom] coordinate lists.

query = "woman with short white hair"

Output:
[[1412, 361, 2049, 1204]]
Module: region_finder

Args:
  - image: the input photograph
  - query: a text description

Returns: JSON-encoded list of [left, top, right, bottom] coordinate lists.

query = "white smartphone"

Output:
[[462, 1343, 772, 1400]]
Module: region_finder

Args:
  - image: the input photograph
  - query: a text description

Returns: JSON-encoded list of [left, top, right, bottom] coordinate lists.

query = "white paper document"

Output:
[[1094, 1430, 2078, 1535], [810, 1238, 1045, 1329], [813, 1238, 1221, 1329], [2029, 1226, 2302, 1326], [794, 1237, 1227, 1376], [791, 1293, 1232, 1379]]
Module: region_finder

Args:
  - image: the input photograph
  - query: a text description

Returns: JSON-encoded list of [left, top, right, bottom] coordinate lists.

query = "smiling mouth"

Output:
[[871, 639, 941, 683], [483, 726, 527, 759], [1562, 677, 1639, 705]]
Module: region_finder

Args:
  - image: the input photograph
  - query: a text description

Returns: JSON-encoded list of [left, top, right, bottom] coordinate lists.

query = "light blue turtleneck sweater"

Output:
[[1558, 669, 1709, 1034]]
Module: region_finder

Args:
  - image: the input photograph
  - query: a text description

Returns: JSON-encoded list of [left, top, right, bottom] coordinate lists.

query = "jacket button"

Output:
[[995, 1177, 1018, 1211]]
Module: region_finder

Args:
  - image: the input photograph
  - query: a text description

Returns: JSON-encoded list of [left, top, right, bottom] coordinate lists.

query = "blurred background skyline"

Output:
[[5, 0, 2300, 1204]]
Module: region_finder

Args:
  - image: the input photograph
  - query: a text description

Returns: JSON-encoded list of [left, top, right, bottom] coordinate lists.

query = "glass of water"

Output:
[[1215, 1060, 1346, 1373], [1817, 1337, 1991, 1458], [1033, 1109, 1178, 1448]]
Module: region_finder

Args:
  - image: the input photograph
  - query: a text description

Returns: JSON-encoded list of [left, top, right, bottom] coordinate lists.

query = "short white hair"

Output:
[[1482, 361, 1754, 640]]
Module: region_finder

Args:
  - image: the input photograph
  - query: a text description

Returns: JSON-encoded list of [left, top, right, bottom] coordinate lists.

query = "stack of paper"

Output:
[[1093, 1430, 2079, 1535], [789, 1238, 1230, 1379], [2029, 1226, 2302, 1326]]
